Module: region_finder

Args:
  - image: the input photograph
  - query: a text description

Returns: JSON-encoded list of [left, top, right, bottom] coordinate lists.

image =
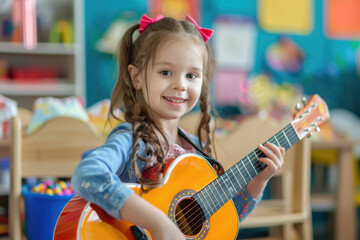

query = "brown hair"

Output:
[[109, 16, 216, 185]]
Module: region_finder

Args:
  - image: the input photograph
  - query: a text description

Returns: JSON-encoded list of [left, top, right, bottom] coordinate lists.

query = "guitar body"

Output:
[[54, 154, 239, 240]]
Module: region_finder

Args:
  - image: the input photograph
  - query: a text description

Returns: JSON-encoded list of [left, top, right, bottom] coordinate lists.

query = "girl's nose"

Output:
[[173, 76, 187, 91]]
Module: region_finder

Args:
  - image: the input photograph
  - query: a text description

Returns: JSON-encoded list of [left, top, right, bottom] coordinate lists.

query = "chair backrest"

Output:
[[9, 113, 105, 240]]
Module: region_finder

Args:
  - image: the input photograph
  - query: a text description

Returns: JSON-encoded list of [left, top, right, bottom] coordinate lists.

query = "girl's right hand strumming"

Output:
[[120, 193, 185, 240]]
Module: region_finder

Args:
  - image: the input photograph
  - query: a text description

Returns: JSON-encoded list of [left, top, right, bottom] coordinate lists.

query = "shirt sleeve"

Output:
[[71, 126, 135, 220], [232, 189, 262, 222]]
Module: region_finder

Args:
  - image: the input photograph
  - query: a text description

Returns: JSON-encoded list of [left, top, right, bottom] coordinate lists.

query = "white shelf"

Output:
[[0, 42, 76, 55], [0, 82, 76, 96]]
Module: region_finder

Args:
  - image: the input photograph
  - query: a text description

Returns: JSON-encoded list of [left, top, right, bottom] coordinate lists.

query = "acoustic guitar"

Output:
[[54, 94, 330, 240]]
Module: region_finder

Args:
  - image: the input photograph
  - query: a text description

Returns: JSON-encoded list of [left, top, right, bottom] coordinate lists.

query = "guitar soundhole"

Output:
[[175, 197, 205, 236], [168, 189, 209, 240]]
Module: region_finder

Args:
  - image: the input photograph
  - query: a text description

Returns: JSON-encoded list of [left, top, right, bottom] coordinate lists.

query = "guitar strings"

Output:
[[180, 124, 296, 217], [174, 124, 299, 235], [175, 124, 298, 234], [176, 124, 296, 221], [177, 128, 299, 236], [180, 130, 294, 235]]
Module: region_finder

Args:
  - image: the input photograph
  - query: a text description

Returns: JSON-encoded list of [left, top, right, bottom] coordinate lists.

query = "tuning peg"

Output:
[[307, 132, 313, 139], [315, 127, 321, 132], [295, 102, 302, 111], [301, 96, 307, 105]]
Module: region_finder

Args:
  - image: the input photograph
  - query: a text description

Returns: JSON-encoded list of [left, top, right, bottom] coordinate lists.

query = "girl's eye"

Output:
[[186, 73, 197, 79], [160, 70, 171, 76]]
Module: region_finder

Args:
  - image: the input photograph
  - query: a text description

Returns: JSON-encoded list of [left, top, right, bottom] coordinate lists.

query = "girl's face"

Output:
[[131, 37, 204, 125]]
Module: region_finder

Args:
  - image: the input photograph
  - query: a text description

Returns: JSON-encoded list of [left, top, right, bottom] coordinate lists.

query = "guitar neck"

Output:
[[193, 123, 300, 219]]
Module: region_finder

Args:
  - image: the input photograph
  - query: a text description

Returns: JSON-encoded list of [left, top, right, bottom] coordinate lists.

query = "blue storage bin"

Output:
[[22, 188, 75, 240]]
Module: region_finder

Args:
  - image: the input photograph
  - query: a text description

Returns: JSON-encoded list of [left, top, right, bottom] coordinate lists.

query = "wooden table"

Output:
[[311, 139, 357, 240]]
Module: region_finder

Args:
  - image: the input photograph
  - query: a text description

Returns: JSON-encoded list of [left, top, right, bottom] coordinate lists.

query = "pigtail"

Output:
[[196, 42, 216, 156], [197, 86, 213, 154], [110, 23, 140, 120]]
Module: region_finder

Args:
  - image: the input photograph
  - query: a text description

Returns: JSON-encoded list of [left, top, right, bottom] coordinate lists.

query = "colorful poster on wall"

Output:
[[214, 16, 257, 70], [325, 0, 360, 39], [213, 70, 250, 106], [265, 37, 304, 74], [258, 0, 313, 35], [149, 0, 201, 20]]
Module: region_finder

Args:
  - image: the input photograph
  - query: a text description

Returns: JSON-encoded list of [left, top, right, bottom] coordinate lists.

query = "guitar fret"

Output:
[[194, 193, 210, 219], [222, 174, 234, 199], [288, 124, 299, 146], [274, 135, 280, 146], [230, 167, 242, 192], [213, 180, 227, 206], [202, 188, 216, 214], [237, 167, 246, 184], [208, 187, 220, 210], [247, 155, 258, 175], [241, 160, 252, 180], [209, 187, 221, 210], [227, 171, 238, 195], [282, 129, 292, 148], [234, 164, 244, 189], [212, 181, 226, 208], [218, 177, 231, 199]]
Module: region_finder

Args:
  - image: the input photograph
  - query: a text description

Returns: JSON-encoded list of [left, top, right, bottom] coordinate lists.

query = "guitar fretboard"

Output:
[[193, 123, 300, 219]]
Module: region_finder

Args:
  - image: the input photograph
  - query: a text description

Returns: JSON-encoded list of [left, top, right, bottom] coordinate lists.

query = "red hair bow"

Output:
[[186, 15, 214, 43], [138, 14, 164, 34]]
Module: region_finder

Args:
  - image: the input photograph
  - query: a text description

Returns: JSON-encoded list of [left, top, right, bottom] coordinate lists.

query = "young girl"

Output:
[[72, 14, 285, 240]]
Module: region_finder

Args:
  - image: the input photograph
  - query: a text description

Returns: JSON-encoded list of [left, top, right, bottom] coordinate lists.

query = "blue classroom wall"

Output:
[[84, 0, 147, 107], [85, 0, 360, 117]]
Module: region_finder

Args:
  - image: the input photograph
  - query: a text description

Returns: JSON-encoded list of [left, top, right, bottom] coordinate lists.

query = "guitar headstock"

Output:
[[291, 94, 330, 140]]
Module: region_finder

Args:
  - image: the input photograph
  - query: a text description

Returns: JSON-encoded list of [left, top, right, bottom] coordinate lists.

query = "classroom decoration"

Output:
[[49, 20, 74, 44], [11, 0, 37, 48], [248, 74, 302, 120], [27, 97, 88, 135], [265, 37, 304, 73], [258, 0, 313, 35], [213, 70, 249, 106], [87, 99, 123, 135], [214, 16, 257, 70], [149, 0, 200, 20], [325, 0, 360, 39], [23, 0, 37, 49], [95, 16, 136, 55], [0, 95, 17, 139]]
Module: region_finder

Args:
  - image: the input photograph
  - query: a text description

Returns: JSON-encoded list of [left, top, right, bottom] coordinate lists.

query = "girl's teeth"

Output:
[[165, 97, 185, 103]]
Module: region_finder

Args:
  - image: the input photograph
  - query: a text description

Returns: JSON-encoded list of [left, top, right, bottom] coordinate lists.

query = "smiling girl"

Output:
[[72, 14, 285, 240]]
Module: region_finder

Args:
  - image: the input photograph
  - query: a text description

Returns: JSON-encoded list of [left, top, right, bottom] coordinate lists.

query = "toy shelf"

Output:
[[0, 0, 84, 109]]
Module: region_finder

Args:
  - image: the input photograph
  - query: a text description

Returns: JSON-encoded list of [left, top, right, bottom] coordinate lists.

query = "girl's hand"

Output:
[[150, 215, 185, 240], [245, 142, 285, 199], [257, 142, 285, 182], [120, 193, 185, 240]]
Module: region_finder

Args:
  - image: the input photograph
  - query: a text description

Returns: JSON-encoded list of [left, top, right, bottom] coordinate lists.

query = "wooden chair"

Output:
[[9, 111, 104, 240], [180, 112, 312, 240]]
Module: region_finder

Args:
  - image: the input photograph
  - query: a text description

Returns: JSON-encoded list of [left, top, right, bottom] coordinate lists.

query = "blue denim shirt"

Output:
[[72, 122, 261, 220]]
